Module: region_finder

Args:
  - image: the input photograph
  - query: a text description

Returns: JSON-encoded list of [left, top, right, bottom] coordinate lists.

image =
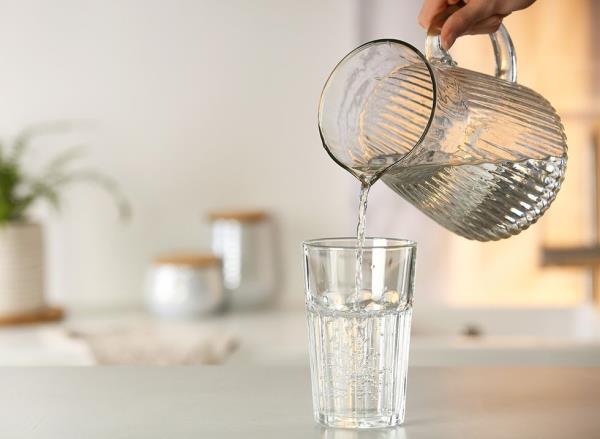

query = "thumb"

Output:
[[440, 0, 490, 49]]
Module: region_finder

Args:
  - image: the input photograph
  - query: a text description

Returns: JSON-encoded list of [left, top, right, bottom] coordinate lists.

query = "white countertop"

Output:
[[4, 309, 600, 366], [1, 366, 599, 438]]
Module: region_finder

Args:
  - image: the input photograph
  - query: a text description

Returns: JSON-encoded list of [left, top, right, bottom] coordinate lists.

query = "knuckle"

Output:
[[451, 14, 469, 31], [491, 15, 503, 31]]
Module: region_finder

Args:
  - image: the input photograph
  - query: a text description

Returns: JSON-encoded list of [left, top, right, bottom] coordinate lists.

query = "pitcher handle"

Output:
[[424, 9, 517, 83]]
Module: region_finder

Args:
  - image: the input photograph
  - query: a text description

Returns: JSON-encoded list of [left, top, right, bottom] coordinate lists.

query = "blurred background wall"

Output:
[[0, 0, 362, 311]]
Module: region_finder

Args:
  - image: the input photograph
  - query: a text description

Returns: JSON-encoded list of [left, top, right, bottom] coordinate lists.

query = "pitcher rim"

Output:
[[318, 38, 438, 180]]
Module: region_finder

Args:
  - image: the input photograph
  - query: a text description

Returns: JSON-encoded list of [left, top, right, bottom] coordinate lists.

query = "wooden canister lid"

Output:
[[207, 210, 268, 223], [154, 253, 221, 268]]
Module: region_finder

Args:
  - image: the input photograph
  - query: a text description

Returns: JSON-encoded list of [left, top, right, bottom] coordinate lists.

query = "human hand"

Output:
[[418, 0, 536, 50]]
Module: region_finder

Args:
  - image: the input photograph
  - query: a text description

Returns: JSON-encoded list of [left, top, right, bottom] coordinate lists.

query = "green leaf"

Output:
[[0, 121, 131, 224], [43, 145, 86, 179], [52, 169, 131, 221], [29, 181, 61, 211], [0, 160, 23, 223], [11, 121, 75, 163]]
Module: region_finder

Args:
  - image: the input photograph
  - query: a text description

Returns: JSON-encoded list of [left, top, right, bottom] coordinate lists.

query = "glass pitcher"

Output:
[[318, 23, 567, 241]]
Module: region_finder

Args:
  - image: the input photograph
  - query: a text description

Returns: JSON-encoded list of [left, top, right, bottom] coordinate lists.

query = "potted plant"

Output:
[[0, 123, 129, 319]]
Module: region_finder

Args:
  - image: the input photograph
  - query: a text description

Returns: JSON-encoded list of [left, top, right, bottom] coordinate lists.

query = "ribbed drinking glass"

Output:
[[303, 238, 417, 428]]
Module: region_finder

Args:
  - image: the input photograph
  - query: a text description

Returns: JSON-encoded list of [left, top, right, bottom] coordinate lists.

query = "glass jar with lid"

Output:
[[145, 252, 224, 318], [208, 210, 278, 309]]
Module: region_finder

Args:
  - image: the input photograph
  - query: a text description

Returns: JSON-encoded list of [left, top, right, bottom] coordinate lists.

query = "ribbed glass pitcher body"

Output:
[[374, 62, 567, 241]]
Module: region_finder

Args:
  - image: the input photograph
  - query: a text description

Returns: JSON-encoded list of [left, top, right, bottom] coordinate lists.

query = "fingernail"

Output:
[[442, 34, 455, 50]]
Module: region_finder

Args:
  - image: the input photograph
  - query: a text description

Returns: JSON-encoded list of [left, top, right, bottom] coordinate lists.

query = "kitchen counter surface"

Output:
[[5, 309, 600, 367], [2, 366, 599, 438]]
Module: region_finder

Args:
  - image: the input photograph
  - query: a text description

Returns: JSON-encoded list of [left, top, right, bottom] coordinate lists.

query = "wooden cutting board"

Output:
[[0, 307, 64, 326]]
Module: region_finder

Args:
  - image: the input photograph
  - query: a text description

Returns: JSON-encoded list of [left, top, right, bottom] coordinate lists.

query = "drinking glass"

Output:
[[303, 238, 417, 428]]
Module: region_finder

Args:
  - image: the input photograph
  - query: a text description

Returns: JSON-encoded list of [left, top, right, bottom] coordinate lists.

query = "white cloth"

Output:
[[68, 319, 238, 365]]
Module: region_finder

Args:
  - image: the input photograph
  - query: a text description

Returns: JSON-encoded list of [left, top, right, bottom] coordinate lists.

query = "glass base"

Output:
[[315, 412, 404, 429]]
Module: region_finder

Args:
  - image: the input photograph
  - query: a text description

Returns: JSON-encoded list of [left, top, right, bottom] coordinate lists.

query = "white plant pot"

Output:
[[0, 222, 45, 315]]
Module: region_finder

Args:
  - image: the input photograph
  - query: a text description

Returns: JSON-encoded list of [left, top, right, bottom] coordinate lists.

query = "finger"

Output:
[[418, 0, 461, 29], [440, 0, 492, 49], [464, 15, 503, 35], [495, 0, 536, 15]]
